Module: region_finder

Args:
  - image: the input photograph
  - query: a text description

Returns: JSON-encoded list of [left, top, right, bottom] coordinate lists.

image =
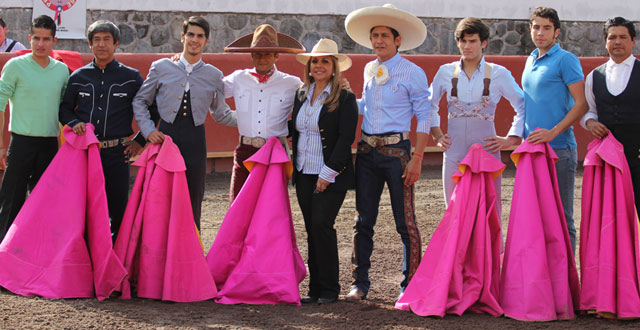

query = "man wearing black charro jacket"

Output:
[[582, 16, 640, 213], [59, 20, 151, 241]]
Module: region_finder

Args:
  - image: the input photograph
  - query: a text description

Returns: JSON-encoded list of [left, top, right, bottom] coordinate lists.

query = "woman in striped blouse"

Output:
[[290, 39, 358, 305]]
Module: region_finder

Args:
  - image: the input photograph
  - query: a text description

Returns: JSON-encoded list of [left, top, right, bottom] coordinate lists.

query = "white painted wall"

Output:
[[4, 0, 639, 21]]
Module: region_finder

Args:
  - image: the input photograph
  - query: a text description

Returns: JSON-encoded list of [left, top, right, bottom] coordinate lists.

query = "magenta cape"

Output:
[[500, 141, 580, 321], [0, 125, 126, 300], [114, 136, 217, 302], [206, 137, 305, 305], [395, 144, 504, 317], [580, 134, 640, 318]]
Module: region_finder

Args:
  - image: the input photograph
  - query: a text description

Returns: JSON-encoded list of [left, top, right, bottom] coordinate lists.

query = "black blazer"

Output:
[[290, 88, 358, 191]]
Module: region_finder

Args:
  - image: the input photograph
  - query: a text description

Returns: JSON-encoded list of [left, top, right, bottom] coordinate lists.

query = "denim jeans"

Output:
[[352, 139, 422, 294], [553, 146, 577, 255]]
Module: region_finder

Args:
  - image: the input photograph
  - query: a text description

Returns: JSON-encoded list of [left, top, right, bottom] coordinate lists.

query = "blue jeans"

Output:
[[553, 147, 577, 255], [352, 139, 422, 294]]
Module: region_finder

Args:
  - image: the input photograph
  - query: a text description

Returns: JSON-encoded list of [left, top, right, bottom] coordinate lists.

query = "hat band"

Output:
[[251, 35, 279, 48]]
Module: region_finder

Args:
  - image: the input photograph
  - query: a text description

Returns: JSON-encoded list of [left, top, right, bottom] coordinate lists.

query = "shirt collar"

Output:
[[27, 53, 52, 68], [179, 54, 201, 72], [607, 54, 636, 68], [302, 82, 332, 99], [531, 43, 560, 59], [91, 58, 118, 71], [458, 56, 486, 75], [377, 52, 401, 69], [250, 65, 278, 75]]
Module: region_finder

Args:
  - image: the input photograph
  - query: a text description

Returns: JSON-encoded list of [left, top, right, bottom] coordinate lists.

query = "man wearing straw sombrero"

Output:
[[344, 4, 433, 301], [223, 24, 305, 203]]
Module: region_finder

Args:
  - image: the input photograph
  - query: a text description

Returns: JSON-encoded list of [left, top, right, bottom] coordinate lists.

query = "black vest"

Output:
[[593, 59, 640, 127], [593, 59, 640, 168]]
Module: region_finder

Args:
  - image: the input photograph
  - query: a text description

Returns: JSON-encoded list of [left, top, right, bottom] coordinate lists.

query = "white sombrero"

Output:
[[296, 38, 352, 72], [345, 4, 427, 51]]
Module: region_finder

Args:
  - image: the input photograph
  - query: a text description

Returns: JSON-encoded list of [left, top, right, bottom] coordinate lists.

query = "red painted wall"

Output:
[[0, 52, 613, 169]]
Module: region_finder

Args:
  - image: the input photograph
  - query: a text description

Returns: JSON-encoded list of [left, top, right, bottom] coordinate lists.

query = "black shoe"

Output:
[[318, 297, 338, 304], [301, 296, 318, 304]]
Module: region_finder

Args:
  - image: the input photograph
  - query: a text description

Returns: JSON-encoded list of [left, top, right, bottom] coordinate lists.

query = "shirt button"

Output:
[[259, 100, 261, 102], [178, 96, 182, 100], [258, 121, 261, 123], [98, 107, 102, 110], [97, 120, 100, 124], [100, 94, 103, 98], [184, 99, 187, 103], [183, 113, 187, 117], [183, 106, 187, 109], [260, 90, 263, 92], [173, 110, 177, 113]]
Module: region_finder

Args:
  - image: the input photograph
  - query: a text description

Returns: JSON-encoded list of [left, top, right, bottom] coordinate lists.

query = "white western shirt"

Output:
[[223, 67, 302, 138]]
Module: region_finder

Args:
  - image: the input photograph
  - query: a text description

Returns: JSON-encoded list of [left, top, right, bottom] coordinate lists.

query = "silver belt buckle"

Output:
[[386, 136, 400, 145], [362, 135, 376, 148], [251, 137, 266, 148]]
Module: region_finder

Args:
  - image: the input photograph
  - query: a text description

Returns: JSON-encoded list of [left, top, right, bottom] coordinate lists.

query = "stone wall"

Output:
[[2, 8, 640, 56]]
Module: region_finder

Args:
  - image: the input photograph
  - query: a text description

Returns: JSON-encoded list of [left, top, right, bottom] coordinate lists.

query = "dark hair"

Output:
[[455, 17, 490, 42], [369, 26, 400, 39], [603, 16, 636, 41], [30, 15, 56, 38], [182, 16, 210, 39], [87, 20, 120, 44], [0, 18, 6, 28], [530, 7, 561, 31]]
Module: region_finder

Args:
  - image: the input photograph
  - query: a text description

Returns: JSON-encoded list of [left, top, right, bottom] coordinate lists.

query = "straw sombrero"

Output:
[[224, 24, 305, 53], [295, 39, 352, 72], [345, 4, 427, 51]]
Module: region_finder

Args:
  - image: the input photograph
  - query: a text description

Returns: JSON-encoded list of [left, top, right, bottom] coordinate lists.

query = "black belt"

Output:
[[99, 137, 127, 148]]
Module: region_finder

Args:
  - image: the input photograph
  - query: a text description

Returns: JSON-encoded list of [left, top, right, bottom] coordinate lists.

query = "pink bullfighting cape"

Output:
[[114, 136, 217, 302], [580, 134, 640, 319], [500, 140, 580, 321], [0, 125, 126, 300], [206, 137, 306, 305], [396, 144, 504, 317]]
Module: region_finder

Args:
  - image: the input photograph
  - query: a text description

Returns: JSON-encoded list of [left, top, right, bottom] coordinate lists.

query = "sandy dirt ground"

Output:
[[2, 166, 640, 329]]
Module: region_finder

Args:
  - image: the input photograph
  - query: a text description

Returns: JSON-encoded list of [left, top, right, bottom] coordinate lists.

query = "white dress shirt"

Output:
[[179, 55, 200, 91], [223, 66, 302, 138], [582, 54, 636, 128]]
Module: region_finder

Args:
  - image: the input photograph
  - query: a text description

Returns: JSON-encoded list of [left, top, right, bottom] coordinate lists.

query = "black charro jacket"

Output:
[[289, 88, 358, 192]]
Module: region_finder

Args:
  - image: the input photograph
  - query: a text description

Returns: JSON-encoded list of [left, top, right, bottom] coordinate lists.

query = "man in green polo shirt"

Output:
[[0, 15, 68, 241]]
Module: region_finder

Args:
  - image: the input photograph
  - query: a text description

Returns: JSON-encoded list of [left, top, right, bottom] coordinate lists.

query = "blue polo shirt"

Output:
[[522, 43, 583, 149]]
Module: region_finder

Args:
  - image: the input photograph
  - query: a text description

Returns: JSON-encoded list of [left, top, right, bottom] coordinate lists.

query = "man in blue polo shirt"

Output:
[[522, 7, 588, 254]]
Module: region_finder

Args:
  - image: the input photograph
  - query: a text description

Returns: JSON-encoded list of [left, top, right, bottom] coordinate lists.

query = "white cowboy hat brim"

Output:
[[345, 5, 427, 51], [295, 52, 352, 72]]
